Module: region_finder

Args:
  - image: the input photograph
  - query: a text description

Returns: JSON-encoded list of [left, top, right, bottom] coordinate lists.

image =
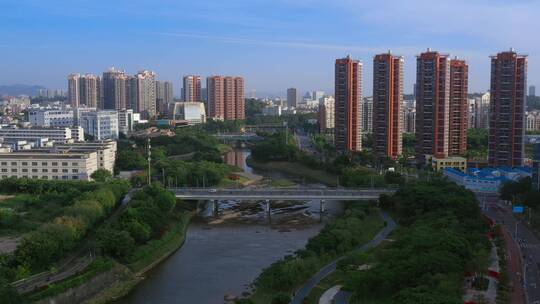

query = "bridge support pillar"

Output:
[[265, 200, 271, 224], [319, 200, 326, 222], [212, 200, 219, 217]]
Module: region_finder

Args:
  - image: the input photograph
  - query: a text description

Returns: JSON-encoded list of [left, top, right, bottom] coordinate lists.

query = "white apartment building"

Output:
[[362, 97, 373, 134], [118, 109, 134, 135], [0, 127, 82, 142], [28, 109, 74, 127], [79, 110, 119, 140], [262, 105, 282, 116], [527, 111, 540, 131], [0, 151, 98, 181]]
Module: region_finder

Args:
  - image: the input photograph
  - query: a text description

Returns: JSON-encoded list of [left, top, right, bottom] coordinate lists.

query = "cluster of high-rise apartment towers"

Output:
[[68, 70, 244, 121], [334, 48, 527, 167]]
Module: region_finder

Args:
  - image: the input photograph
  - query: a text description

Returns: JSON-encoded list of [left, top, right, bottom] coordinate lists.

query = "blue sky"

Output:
[[0, 0, 538, 97]]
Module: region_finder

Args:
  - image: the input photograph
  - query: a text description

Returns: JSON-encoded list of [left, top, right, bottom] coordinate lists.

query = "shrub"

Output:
[[96, 227, 135, 259]]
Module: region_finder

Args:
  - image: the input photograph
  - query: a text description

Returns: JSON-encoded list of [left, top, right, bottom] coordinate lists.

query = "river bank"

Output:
[[26, 208, 192, 304], [245, 206, 384, 304], [86, 211, 192, 304], [108, 147, 343, 303], [246, 157, 338, 186]]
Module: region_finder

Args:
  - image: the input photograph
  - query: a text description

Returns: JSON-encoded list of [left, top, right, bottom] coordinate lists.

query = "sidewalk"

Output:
[[500, 227, 526, 304]]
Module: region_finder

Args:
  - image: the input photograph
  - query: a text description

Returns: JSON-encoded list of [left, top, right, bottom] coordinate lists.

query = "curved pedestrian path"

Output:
[[290, 211, 396, 304]]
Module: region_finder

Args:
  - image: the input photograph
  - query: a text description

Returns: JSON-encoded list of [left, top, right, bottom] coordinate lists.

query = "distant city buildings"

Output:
[[372, 52, 403, 160], [156, 81, 173, 117], [207, 76, 245, 121], [262, 105, 282, 116], [527, 111, 540, 131], [488, 49, 527, 167], [415, 49, 451, 162], [361, 97, 373, 134], [287, 88, 298, 108], [334, 55, 362, 152], [129, 70, 157, 119], [67, 74, 81, 108], [38, 89, 66, 99], [402, 100, 416, 133], [312, 91, 325, 102], [183, 75, 202, 102], [475, 92, 490, 129], [318, 96, 335, 133], [102, 67, 127, 110], [530, 85, 536, 97]]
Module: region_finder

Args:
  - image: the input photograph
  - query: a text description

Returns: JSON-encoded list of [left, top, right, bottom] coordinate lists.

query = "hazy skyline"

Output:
[[1, 0, 539, 96]]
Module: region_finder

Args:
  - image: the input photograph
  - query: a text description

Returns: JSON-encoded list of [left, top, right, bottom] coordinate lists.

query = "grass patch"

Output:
[[247, 158, 338, 186], [304, 271, 343, 304], [218, 143, 233, 154], [270, 179, 296, 187], [127, 212, 191, 273], [219, 175, 250, 188]]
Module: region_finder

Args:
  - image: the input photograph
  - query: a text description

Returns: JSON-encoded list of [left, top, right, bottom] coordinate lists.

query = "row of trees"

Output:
[[115, 127, 234, 187], [251, 132, 402, 187], [0, 178, 130, 280], [343, 179, 490, 303]]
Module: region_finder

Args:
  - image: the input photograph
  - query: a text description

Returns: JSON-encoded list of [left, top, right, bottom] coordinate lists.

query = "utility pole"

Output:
[[284, 121, 288, 144], [147, 137, 151, 186]]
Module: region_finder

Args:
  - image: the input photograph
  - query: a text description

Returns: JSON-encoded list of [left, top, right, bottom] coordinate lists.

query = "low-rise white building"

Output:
[[0, 151, 98, 181], [52, 140, 117, 173], [28, 109, 74, 127], [0, 126, 81, 142]]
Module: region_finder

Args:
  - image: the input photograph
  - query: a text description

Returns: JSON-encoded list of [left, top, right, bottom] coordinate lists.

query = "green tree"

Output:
[[96, 227, 135, 258], [90, 169, 113, 182], [271, 293, 290, 304], [116, 150, 148, 171]]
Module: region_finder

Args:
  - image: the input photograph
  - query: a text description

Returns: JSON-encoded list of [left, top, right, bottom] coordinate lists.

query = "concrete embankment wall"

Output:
[[34, 269, 119, 304]]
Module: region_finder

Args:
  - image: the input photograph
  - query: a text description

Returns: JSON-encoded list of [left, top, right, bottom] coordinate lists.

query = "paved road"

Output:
[[290, 211, 396, 304], [477, 193, 539, 304], [171, 187, 396, 201]]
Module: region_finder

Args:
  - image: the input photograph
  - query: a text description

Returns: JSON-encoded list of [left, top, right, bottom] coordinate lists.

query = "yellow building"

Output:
[[425, 155, 467, 172]]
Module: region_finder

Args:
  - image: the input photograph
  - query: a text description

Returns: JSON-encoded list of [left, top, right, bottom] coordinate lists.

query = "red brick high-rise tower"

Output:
[[449, 58, 469, 156], [489, 49, 527, 167], [207, 76, 244, 121], [334, 56, 362, 152], [415, 49, 450, 162], [373, 52, 403, 159]]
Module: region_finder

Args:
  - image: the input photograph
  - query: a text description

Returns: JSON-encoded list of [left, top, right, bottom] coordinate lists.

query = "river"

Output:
[[117, 148, 342, 304]]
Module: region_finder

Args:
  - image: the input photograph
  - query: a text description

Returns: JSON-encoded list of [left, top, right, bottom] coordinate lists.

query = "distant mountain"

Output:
[[0, 84, 46, 97]]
